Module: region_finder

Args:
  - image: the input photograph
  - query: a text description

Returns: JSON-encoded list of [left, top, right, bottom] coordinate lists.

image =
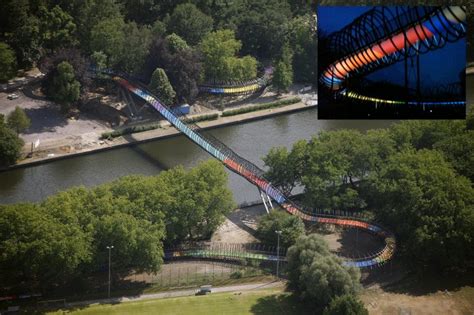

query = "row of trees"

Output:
[[0, 160, 235, 292], [263, 114, 474, 272]]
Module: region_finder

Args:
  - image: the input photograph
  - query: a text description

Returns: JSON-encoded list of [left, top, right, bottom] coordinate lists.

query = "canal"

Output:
[[0, 108, 396, 205]]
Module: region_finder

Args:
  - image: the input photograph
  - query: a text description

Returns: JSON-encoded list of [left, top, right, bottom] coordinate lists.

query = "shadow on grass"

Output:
[[250, 292, 314, 315], [337, 228, 384, 260], [380, 269, 474, 296]]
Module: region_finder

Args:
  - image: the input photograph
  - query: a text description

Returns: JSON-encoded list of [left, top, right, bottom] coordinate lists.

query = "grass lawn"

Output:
[[47, 288, 311, 315]]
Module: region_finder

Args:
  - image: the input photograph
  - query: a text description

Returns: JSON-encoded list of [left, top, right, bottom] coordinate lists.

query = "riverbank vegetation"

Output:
[[221, 97, 301, 117], [0, 160, 234, 293], [263, 116, 474, 273]]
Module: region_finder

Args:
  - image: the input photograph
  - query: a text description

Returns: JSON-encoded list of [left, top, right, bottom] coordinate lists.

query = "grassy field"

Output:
[[47, 288, 311, 315], [41, 284, 474, 315]]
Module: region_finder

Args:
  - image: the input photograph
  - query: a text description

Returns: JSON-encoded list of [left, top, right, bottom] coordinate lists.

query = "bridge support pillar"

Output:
[[120, 88, 138, 119], [259, 189, 270, 214], [266, 194, 274, 209]]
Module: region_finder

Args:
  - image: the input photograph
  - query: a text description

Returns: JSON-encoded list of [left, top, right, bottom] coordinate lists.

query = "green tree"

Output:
[[39, 5, 77, 50], [70, 0, 124, 51], [0, 42, 17, 82], [287, 234, 361, 309], [118, 22, 152, 73], [323, 294, 368, 315], [289, 0, 313, 16], [167, 3, 214, 45], [370, 149, 474, 271], [9, 16, 42, 68], [236, 0, 292, 59], [0, 122, 24, 166], [272, 44, 294, 93], [434, 131, 474, 182], [302, 130, 370, 211], [151, 19, 166, 37], [388, 120, 465, 150], [145, 37, 203, 103], [47, 61, 81, 113], [288, 15, 317, 83], [0, 202, 92, 287], [91, 51, 107, 69], [7, 106, 31, 134], [166, 33, 189, 53], [200, 29, 257, 82], [90, 17, 125, 67], [263, 140, 306, 195], [149, 68, 176, 105], [272, 61, 292, 93], [120, 0, 161, 24], [157, 160, 234, 241], [467, 105, 474, 130], [256, 210, 305, 248], [93, 210, 165, 273], [225, 55, 257, 81]]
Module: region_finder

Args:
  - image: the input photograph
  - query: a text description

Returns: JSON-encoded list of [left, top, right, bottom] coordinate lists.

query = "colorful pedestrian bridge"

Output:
[[321, 6, 466, 106], [95, 67, 395, 269], [198, 67, 273, 95]]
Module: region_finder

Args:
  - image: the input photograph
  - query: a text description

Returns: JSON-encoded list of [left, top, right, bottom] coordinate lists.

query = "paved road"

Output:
[[66, 280, 284, 308]]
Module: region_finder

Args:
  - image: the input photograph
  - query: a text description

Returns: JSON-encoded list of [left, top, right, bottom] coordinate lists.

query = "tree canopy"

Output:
[[369, 149, 474, 271], [149, 67, 176, 105], [46, 61, 81, 113], [256, 210, 305, 248], [0, 117, 24, 167], [167, 3, 214, 46], [0, 42, 17, 82], [272, 44, 294, 93], [7, 106, 31, 134], [2, 0, 317, 91], [200, 29, 257, 82], [145, 36, 202, 103], [264, 119, 474, 272], [287, 234, 361, 310], [0, 159, 234, 291]]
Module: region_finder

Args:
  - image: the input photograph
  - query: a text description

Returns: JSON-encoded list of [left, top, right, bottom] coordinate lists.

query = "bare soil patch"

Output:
[[211, 204, 268, 244]]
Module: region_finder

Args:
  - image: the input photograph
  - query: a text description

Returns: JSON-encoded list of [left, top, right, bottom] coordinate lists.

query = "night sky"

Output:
[[317, 6, 466, 91]]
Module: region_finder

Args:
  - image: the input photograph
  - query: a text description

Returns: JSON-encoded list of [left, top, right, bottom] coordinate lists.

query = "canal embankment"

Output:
[[2, 100, 316, 171]]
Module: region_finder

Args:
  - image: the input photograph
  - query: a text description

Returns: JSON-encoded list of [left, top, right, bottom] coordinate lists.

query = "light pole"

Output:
[[106, 245, 114, 298], [275, 230, 282, 280]]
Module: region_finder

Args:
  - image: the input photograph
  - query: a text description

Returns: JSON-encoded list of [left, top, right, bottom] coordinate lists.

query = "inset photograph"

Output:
[[317, 6, 467, 119]]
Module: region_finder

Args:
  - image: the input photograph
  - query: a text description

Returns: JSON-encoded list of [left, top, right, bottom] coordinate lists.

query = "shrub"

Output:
[[222, 98, 301, 117]]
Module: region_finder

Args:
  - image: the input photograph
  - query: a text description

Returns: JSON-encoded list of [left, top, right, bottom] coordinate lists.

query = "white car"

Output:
[[7, 93, 19, 100]]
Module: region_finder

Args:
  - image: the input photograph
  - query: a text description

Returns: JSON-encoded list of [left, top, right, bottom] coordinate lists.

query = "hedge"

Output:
[[100, 123, 161, 139], [182, 113, 218, 123], [100, 114, 219, 139], [221, 97, 301, 117]]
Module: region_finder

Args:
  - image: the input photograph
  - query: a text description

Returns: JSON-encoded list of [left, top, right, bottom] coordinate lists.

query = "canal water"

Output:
[[0, 108, 396, 205]]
